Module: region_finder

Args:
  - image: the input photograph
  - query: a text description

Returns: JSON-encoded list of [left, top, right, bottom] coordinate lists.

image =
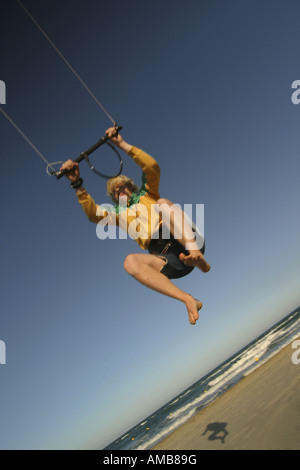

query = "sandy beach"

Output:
[[152, 339, 300, 450]]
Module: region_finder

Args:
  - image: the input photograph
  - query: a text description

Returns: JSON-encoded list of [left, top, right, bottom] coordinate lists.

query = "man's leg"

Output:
[[155, 198, 211, 272], [123, 253, 202, 325]]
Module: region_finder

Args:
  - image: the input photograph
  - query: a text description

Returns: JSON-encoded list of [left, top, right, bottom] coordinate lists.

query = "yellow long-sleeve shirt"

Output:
[[76, 146, 162, 249]]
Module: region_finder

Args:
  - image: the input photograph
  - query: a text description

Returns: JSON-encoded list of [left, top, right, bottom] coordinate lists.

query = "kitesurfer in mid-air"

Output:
[[60, 127, 210, 325]]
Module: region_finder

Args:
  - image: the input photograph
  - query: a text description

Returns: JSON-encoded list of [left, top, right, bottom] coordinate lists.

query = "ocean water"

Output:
[[103, 307, 300, 450]]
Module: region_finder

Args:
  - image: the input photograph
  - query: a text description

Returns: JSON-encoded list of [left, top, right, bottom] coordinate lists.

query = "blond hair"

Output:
[[107, 175, 139, 204]]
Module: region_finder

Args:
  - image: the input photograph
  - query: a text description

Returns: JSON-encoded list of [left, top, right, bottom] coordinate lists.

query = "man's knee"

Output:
[[123, 254, 138, 275], [156, 198, 172, 207]]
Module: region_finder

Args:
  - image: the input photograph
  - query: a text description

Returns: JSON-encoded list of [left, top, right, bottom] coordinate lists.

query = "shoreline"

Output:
[[152, 338, 300, 450]]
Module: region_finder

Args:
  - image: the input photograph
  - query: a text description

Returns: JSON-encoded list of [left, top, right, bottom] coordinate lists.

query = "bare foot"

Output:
[[179, 251, 211, 273], [184, 296, 203, 325]]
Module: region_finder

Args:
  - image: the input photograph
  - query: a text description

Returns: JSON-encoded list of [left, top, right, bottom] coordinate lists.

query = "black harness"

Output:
[[148, 227, 205, 257]]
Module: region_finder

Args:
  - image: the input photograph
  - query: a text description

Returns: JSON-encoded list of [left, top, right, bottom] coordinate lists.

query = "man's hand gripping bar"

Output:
[[52, 125, 123, 179]]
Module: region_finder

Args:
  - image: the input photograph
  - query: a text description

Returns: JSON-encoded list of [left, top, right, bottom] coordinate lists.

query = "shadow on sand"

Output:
[[202, 422, 229, 444]]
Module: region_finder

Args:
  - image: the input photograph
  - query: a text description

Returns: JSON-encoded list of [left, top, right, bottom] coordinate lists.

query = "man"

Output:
[[60, 127, 210, 325]]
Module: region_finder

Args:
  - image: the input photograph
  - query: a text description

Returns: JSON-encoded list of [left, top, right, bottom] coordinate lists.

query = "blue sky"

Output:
[[1, 0, 300, 449]]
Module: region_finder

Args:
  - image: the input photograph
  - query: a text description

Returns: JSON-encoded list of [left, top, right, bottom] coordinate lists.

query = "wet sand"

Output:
[[152, 339, 300, 450]]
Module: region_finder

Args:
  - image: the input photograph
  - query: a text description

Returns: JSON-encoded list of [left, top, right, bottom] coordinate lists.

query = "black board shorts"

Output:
[[148, 236, 205, 280]]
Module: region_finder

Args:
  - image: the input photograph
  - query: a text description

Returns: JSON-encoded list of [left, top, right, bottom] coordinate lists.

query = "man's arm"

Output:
[[106, 127, 160, 199], [59, 159, 107, 223], [105, 127, 132, 153]]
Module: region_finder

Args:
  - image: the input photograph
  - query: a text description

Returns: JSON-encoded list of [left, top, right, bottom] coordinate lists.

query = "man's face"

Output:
[[112, 183, 133, 202]]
